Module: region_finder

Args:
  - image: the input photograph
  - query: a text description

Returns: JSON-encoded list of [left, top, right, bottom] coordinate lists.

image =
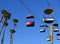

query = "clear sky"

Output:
[[0, 0, 60, 44]]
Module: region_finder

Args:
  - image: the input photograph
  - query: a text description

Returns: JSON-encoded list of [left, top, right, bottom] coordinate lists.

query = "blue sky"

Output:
[[0, 0, 60, 44]]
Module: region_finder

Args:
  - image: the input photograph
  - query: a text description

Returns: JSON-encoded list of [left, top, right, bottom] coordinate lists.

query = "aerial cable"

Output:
[[19, 0, 31, 12], [46, 0, 51, 8], [18, 0, 42, 22], [43, 0, 54, 15]]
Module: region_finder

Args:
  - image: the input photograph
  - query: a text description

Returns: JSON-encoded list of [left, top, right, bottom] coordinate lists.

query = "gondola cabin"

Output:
[[46, 36, 51, 41], [53, 23, 58, 27], [26, 22, 34, 27], [53, 29, 59, 32], [43, 17, 54, 23], [56, 34, 60, 40], [26, 15, 34, 19], [44, 9, 54, 14], [40, 29, 45, 32], [57, 33, 60, 36], [40, 25, 48, 27], [57, 38, 60, 40], [46, 38, 51, 41]]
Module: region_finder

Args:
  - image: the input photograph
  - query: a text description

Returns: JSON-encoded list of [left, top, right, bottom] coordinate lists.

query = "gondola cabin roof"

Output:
[[26, 15, 34, 19], [44, 9, 54, 14], [43, 18, 54, 23], [26, 22, 34, 27]]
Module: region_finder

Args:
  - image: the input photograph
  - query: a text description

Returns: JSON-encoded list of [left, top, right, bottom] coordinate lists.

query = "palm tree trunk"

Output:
[[10, 33, 14, 44], [0, 26, 4, 36], [1, 27, 6, 44]]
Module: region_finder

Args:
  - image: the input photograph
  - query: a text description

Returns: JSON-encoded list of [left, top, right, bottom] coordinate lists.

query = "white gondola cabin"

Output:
[[53, 29, 59, 32], [46, 38, 51, 41], [57, 38, 60, 40], [46, 36, 51, 41], [43, 17, 54, 23], [40, 29, 45, 32]]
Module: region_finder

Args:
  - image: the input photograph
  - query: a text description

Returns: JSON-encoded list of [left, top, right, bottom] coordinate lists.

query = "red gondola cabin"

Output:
[[26, 22, 34, 27]]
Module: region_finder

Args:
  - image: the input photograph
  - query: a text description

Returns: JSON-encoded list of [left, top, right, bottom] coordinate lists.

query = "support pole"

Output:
[[49, 26, 53, 44]]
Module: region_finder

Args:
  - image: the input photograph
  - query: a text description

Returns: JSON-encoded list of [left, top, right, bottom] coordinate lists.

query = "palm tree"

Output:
[[13, 18, 18, 29], [10, 29, 15, 44], [1, 9, 11, 44], [1, 19, 8, 44]]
